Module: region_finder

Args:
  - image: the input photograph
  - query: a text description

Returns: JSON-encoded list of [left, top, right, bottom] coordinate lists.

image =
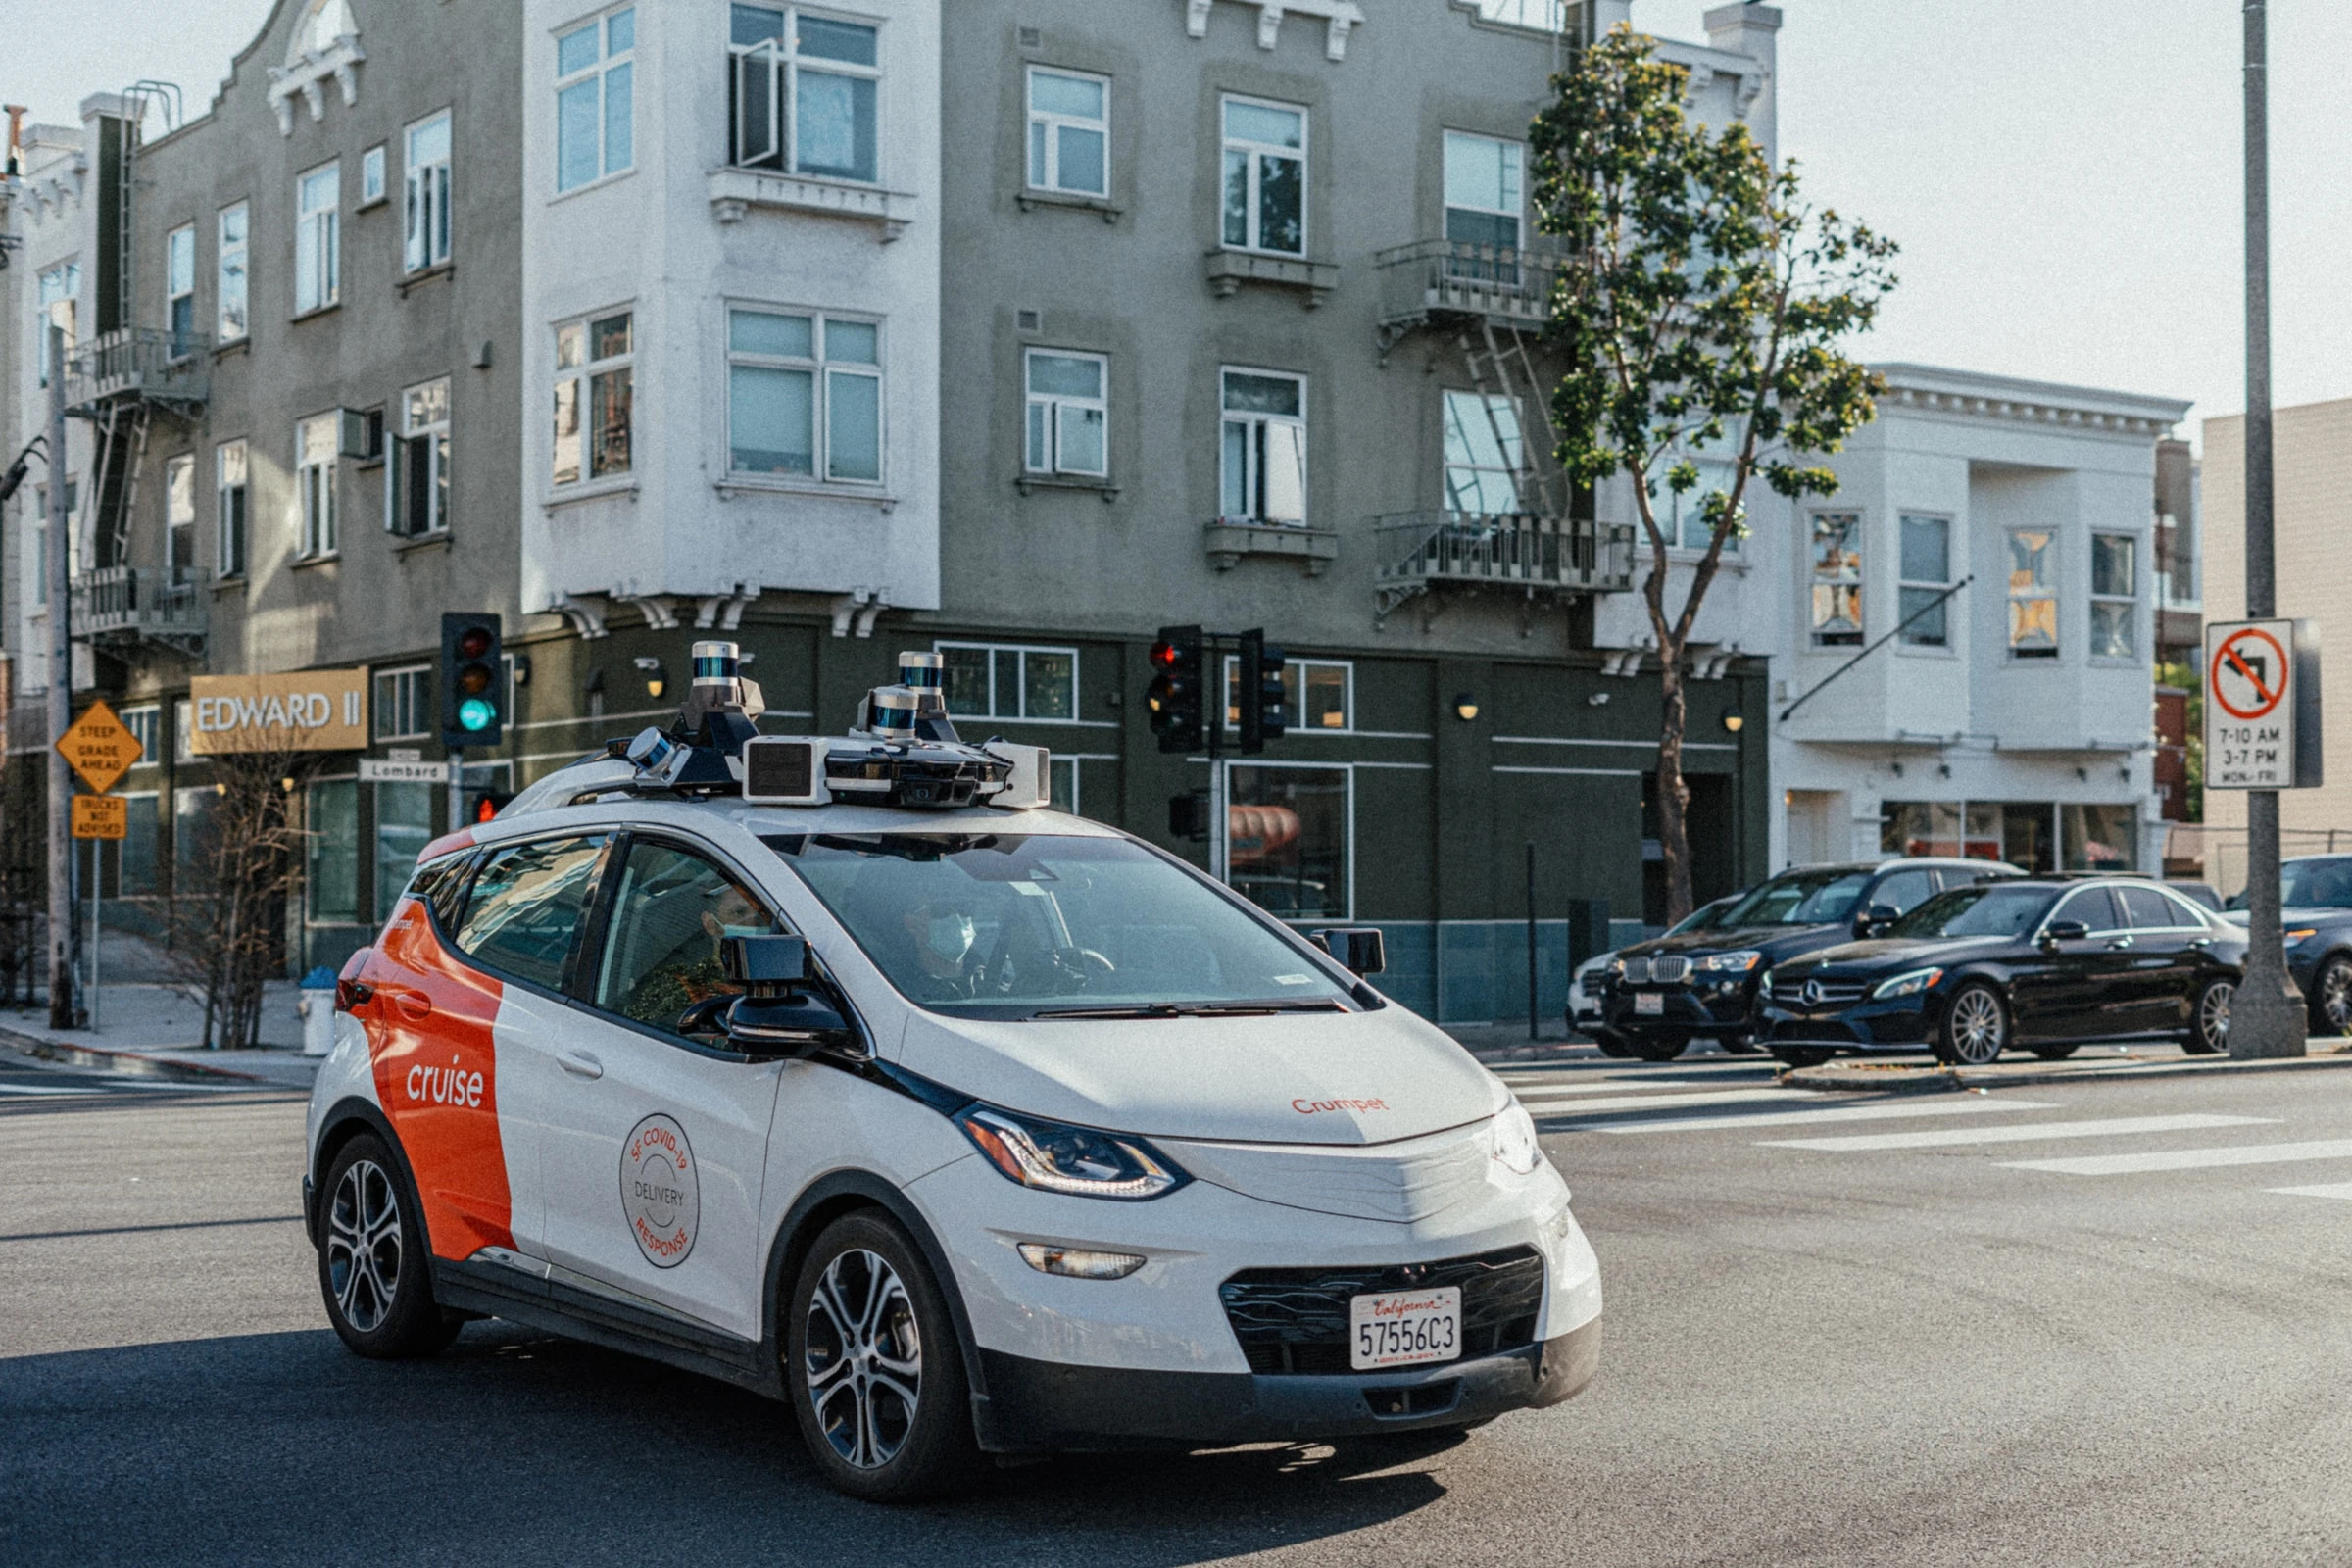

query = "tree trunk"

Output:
[[1655, 647, 1696, 925]]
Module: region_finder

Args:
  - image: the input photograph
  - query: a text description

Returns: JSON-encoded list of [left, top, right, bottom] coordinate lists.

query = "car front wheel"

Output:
[[2311, 956, 2352, 1037], [1626, 1033, 1689, 1063], [1774, 1046, 1834, 1069], [317, 1134, 462, 1359], [787, 1210, 981, 1502], [1936, 983, 2009, 1066], [2183, 978, 2233, 1054]]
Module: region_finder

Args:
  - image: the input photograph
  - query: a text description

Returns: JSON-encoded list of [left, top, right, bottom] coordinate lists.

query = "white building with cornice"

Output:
[[1770, 364, 2191, 878]]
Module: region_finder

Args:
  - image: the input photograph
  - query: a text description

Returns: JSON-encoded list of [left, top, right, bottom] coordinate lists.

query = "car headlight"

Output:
[[1873, 966, 1944, 1000], [2288, 928, 2318, 948], [1697, 950, 1762, 972], [1758, 969, 1775, 996], [1605, 957, 1626, 977], [1490, 1102, 1543, 1176], [956, 1105, 1189, 1200]]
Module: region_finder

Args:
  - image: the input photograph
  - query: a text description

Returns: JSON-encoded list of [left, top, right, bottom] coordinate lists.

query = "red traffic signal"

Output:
[[1147, 625, 1204, 755]]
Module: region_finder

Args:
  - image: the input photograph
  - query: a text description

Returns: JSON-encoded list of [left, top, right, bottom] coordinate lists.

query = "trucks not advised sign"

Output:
[[2205, 618, 2323, 791]]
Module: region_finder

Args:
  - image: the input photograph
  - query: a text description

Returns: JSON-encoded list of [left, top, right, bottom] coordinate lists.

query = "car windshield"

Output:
[[1669, 900, 1731, 936], [761, 832, 1358, 1020], [1886, 884, 2056, 940], [2227, 858, 2352, 911], [1716, 870, 1872, 927]]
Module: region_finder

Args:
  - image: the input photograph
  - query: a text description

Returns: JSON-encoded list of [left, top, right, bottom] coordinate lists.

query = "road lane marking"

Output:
[[2003, 1138, 2352, 1176], [1578, 1098, 2060, 1134], [1760, 1113, 2274, 1152], [2267, 1181, 2352, 1201], [1522, 1088, 1809, 1117]]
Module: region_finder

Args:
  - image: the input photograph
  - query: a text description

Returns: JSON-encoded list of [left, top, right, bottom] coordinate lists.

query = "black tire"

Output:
[[1587, 1028, 1638, 1059], [786, 1211, 983, 1503], [2030, 1042, 2081, 1061], [1774, 1047, 1833, 1069], [317, 1133, 462, 1359], [1935, 982, 2010, 1066], [1626, 1033, 1689, 1063], [1715, 1032, 1764, 1055], [2183, 978, 2233, 1055], [2310, 955, 2352, 1038]]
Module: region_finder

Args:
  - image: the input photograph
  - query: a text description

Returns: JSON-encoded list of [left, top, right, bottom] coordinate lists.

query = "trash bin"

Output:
[[298, 966, 339, 1057]]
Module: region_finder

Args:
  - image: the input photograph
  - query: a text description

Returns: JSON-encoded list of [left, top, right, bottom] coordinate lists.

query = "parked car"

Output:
[[2166, 879, 2223, 912], [1759, 876, 2242, 1067], [2219, 854, 2352, 1035], [1594, 858, 2023, 1062], [1569, 897, 1733, 1056]]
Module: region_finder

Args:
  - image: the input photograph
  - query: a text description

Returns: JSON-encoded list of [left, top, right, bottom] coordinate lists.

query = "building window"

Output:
[[1898, 514, 1951, 647], [1223, 657, 1351, 732], [216, 441, 249, 578], [727, 308, 882, 483], [557, 6, 636, 192], [295, 161, 340, 313], [217, 203, 249, 342], [297, 413, 339, 557], [2091, 532, 2138, 660], [165, 224, 196, 357], [1443, 130, 1522, 250], [165, 455, 196, 581], [936, 641, 1077, 721], [1809, 512, 1862, 647], [1443, 390, 1522, 516], [360, 144, 386, 206], [308, 779, 359, 925], [35, 262, 78, 386], [2063, 803, 2136, 872], [404, 111, 452, 272], [1048, 758, 1079, 814], [1226, 762, 1350, 921], [1024, 350, 1106, 477], [374, 664, 431, 741], [2008, 528, 2058, 659], [1221, 97, 1304, 256], [389, 378, 452, 537], [120, 706, 161, 761], [375, 783, 437, 922], [1658, 446, 1740, 552], [1221, 368, 1306, 526], [120, 795, 162, 896], [1027, 67, 1107, 197], [174, 785, 220, 883], [553, 309, 633, 485], [729, 7, 880, 182]]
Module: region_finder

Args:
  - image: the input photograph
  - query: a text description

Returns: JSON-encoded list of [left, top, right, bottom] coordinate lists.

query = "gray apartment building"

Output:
[[1, 0, 1781, 1024]]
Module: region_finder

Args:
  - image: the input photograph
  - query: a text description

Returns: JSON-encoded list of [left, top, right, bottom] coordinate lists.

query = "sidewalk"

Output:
[[1784, 1038, 2352, 1093], [0, 981, 321, 1090]]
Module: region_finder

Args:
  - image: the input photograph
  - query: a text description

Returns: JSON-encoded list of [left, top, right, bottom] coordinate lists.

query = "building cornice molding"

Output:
[[1185, 0, 1365, 63], [1874, 364, 2191, 437], [266, 33, 364, 135]]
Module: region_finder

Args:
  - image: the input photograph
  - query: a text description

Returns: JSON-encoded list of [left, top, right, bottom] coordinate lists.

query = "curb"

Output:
[[1784, 1050, 2352, 1095], [0, 1027, 272, 1085]]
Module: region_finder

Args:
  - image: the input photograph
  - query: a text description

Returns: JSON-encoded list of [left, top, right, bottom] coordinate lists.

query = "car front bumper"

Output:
[[1759, 990, 1936, 1048], [972, 1316, 1602, 1452], [1600, 982, 1756, 1035]]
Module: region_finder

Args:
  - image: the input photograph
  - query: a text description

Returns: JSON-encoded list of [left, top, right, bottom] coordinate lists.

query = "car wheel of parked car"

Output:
[[1588, 1028, 1637, 1058], [787, 1210, 982, 1503], [2183, 978, 2234, 1055], [1774, 1047, 1833, 1069], [317, 1134, 463, 1360], [1715, 1033, 1764, 1054], [1627, 1033, 1689, 1063], [1936, 983, 2009, 1066], [2312, 956, 2352, 1037], [2030, 1042, 2081, 1061]]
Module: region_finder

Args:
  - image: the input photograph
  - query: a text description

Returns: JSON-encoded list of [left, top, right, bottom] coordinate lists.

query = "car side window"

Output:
[[451, 837, 610, 991], [593, 839, 782, 1040], [1871, 870, 1936, 915], [2053, 886, 2123, 934], [2119, 884, 2186, 931]]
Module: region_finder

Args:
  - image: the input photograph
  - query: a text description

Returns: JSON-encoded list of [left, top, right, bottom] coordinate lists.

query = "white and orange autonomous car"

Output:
[[302, 645, 1601, 1499]]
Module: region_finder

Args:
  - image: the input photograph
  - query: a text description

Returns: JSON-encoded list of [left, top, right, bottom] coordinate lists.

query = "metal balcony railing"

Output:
[[71, 565, 207, 652], [1371, 511, 1636, 603], [1375, 239, 1559, 341], [63, 327, 210, 416]]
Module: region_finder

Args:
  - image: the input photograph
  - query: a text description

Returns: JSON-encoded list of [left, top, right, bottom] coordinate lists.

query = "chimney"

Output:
[[4, 106, 24, 176]]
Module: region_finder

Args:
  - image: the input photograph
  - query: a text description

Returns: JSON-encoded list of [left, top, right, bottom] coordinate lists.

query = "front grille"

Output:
[[1793, 979, 1869, 1006], [1774, 1018, 1858, 1043], [1649, 956, 1691, 983], [1218, 1246, 1544, 1376]]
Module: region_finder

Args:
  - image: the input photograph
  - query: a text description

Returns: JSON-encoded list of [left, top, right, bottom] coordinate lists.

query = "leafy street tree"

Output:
[[1531, 25, 1897, 922]]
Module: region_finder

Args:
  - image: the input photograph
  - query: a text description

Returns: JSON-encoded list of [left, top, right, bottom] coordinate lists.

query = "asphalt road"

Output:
[[6, 1048, 2352, 1566]]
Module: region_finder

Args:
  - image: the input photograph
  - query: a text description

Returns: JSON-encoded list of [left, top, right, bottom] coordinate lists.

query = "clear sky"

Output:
[[7, 0, 2348, 436]]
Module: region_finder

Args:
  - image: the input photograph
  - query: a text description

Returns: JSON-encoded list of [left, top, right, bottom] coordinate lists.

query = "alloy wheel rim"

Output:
[[805, 1248, 922, 1470], [2202, 982, 2234, 1049], [2323, 964, 2352, 1034], [1950, 989, 2004, 1065], [325, 1158, 403, 1333]]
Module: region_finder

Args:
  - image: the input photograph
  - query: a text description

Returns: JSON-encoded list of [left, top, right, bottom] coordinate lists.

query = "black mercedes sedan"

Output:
[[1759, 877, 2243, 1068], [1596, 857, 2020, 1061], [2220, 855, 2352, 1037]]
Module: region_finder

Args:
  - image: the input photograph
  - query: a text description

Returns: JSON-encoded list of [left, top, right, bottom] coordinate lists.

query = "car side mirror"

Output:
[[720, 935, 864, 1060], [2040, 919, 2089, 949], [1855, 903, 1900, 938], [1314, 926, 1387, 976]]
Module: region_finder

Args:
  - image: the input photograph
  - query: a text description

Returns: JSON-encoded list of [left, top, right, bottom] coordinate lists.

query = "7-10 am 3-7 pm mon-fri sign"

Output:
[[2204, 618, 2323, 791]]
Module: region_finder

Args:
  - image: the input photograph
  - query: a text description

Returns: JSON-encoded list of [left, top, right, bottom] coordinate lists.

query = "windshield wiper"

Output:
[[1030, 999, 1348, 1020]]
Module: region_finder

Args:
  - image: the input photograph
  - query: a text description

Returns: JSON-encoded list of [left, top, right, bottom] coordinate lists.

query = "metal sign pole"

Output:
[[88, 836, 100, 1032], [1207, 637, 1228, 888]]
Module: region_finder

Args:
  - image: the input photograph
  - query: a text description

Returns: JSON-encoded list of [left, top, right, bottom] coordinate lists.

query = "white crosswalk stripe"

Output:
[[1581, 1097, 2059, 1135], [2267, 1181, 2352, 1200], [1761, 1113, 2274, 1153], [2001, 1138, 2352, 1176], [1518, 1088, 1802, 1117]]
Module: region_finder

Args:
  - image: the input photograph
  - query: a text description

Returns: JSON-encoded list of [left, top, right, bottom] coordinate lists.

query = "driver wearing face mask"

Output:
[[899, 900, 987, 997]]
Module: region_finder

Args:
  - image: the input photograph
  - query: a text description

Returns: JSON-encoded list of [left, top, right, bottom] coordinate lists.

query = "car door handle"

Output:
[[2105, 937, 2134, 951], [2189, 937, 2214, 948], [557, 1049, 604, 1080], [392, 988, 433, 1020]]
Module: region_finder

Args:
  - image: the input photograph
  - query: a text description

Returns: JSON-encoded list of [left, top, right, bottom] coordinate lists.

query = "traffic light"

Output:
[[1237, 629, 1287, 754], [470, 791, 516, 824], [439, 612, 505, 749], [1146, 624, 1203, 755]]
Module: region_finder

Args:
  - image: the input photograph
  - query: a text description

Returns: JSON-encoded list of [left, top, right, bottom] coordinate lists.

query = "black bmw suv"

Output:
[[1595, 858, 2021, 1061]]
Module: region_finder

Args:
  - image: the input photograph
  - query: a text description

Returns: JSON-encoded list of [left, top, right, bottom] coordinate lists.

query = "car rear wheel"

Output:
[[317, 1134, 462, 1359], [2311, 956, 2352, 1037], [1774, 1047, 1834, 1069], [786, 1211, 982, 1503], [2183, 978, 2233, 1054], [1626, 1033, 1689, 1063], [1936, 983, 2009, 1066]]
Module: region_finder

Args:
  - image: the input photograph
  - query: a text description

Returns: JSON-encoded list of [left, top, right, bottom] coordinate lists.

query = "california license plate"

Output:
[[1634, 992, 1665, 1015], [1350, 1286, 1462, 1370]]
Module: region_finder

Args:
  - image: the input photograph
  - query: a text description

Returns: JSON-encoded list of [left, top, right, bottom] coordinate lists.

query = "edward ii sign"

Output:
[[189, 670, 368, 756]]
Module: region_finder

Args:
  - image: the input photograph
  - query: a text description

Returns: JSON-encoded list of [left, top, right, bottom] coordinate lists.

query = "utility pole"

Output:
[[45, 323, 75, 1030], [2234, 0, 2305, 1058]]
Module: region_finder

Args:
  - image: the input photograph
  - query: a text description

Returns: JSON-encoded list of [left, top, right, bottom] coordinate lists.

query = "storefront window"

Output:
[[309, 779, 360, 925], [2063, 803, 2136, 872], [1225, 763, 1350, 920], [120, 795, 161, 896], [375, 782, 437, 922]]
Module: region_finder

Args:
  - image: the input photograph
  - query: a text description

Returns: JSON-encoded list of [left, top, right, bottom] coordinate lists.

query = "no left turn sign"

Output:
[[2211, 624, 2288, 722], [2205, 618, 2321, 791]]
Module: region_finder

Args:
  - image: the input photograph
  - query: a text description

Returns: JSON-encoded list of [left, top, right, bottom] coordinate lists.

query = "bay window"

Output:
[[553, 309, 633, 485], [1809, 512, 1862, 647], [729, 7, 880, 183], [727, 307, 882, 484], [2090, 532, 2137, 660], [1897, 514, 1951, 647], [556, 6, 635, 192], [2007, 528, 2058, 659]]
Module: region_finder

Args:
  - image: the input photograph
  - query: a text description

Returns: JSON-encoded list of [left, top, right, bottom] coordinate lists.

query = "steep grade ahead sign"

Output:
[[2204, 618, 2323, 790]]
